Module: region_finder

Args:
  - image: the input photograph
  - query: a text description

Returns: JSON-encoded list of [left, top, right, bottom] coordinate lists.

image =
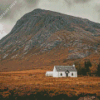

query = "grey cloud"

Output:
[[0, 0, 40, 20], [95, 4, 100, 12], [0, 2, 12, 18], [74, 0, 91, 3], [25, 0, 39, 4], [64, 0, 91, 6], [0, 0, 13, 6], [24, 0, 40, 8], [0, 0, 13, 13], [94, 4, 100, 20]]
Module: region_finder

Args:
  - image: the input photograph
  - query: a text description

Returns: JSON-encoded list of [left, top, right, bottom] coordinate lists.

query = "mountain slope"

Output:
[[0, 9, 100, 71]]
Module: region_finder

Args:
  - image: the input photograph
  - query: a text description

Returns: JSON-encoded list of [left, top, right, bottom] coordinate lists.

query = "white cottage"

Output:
[[45, 65, 77, 77]]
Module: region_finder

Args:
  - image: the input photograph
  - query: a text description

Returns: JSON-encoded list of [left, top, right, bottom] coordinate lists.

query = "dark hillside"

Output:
[[0, 9, 100, 71]]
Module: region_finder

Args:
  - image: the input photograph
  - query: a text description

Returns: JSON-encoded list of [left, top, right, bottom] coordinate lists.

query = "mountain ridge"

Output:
[[0, 8, 100, 71]]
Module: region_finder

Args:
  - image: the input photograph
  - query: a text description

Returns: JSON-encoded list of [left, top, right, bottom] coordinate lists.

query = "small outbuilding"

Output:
[[45, 65, 77, 77], [45, 71, 53, 76]]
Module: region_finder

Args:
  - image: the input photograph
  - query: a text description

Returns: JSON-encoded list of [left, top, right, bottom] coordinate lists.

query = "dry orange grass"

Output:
[[0, 69, 100, 98]]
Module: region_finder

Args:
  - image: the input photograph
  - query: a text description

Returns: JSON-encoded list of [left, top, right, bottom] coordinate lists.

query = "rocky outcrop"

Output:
[[0, 9, 100, 60]]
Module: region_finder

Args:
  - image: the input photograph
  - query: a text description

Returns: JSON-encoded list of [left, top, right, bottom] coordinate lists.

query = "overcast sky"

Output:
[[0, 0, 100, 39]]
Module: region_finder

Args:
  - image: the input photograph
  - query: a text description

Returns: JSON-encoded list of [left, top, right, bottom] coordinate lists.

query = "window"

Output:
[[72, 73, 73, 76], [60, 73, 62, 76]]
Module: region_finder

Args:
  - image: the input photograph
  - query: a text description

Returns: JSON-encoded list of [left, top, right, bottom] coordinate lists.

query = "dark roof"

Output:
[[54, 66, 77, 72]]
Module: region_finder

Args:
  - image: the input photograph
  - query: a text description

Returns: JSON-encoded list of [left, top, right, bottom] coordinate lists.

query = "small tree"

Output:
[[76, 64, 82, 75], [97, 63, 100, 76], [84, 59, 92, 75], [74, 61, 86, 76], [81, 67, 87, 75], [89, 62, 98, 76]]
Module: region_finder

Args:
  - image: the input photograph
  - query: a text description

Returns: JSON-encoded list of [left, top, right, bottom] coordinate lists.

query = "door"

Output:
[[66, 72, 68, 77], [65, 70, 69, 77]]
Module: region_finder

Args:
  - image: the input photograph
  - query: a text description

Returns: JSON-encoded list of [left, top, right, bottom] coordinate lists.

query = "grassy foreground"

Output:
[[0, 69, 100, 99]]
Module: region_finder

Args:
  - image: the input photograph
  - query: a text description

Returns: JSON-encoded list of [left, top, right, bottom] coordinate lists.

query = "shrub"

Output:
[[75, 61, 86, 75], [96, 63, 100, 76], [84, 59, 92, 75]]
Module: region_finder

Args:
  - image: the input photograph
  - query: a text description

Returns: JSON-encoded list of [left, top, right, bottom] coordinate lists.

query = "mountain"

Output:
[[0, 8, 100, 71]]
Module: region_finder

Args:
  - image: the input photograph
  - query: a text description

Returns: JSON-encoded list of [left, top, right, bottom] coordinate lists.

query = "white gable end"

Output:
[[53, 66, 57, 72]]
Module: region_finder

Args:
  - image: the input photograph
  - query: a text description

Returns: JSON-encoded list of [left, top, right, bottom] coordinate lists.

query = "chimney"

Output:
[[73, 64, 75, 67]]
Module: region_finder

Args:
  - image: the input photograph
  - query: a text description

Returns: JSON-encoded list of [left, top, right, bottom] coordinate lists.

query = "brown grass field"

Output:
[[0, 69, 100, 98]]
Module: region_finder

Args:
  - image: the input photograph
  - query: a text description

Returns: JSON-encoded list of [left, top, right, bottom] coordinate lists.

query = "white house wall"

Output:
[[58, 71, 66, 77], [53, 71, 77, 77], [68, 71, 77, 77], [53, 72, 59, 77], [53, 71, 66, 77]]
